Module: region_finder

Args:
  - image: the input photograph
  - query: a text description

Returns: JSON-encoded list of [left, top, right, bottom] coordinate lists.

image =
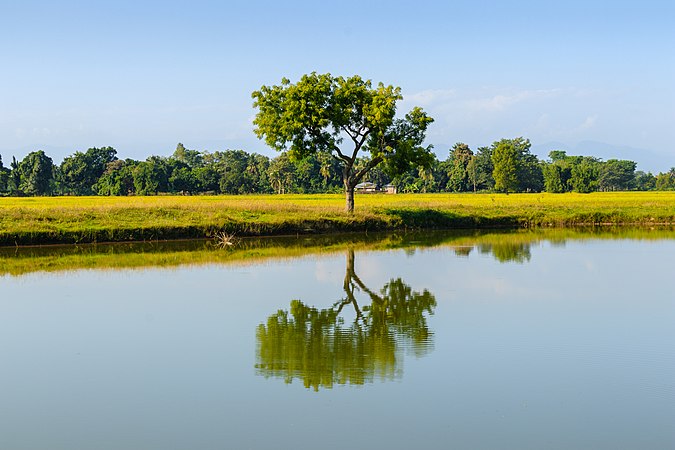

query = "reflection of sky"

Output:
[[0, 239, 674, 449]]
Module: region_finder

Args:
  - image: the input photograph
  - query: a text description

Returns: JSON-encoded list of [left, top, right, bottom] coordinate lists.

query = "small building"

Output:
[[355, 182, 378, 193], [383, 184, 397, 194]]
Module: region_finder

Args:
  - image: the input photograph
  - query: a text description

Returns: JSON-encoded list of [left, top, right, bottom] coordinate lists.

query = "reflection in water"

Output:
[[256, 250, 436, 391], [3, 227, 675, 276], [479, 242, 532, 263]]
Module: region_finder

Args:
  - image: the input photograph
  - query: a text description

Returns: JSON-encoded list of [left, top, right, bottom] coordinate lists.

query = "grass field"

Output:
[[1, 192, 675, 246]]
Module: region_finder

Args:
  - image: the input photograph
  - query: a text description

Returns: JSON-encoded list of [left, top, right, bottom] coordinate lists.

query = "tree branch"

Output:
[[352, 155, 383, 185]]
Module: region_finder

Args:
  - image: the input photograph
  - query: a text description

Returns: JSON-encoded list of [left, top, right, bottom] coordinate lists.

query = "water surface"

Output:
[[1, 230, 673, 449]]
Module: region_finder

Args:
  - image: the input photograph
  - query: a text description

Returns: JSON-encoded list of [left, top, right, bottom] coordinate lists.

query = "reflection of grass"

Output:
[[0, 192, 674, 245], [1, 227, 674, 277]]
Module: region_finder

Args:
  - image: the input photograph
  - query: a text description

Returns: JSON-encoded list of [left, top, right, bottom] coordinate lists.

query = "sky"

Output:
[[1, 0, 674, 172]]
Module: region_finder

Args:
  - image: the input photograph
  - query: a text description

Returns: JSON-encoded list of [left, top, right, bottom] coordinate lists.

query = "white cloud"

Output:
[[404, 89, 457, 107], [578, 115, 598, 130]]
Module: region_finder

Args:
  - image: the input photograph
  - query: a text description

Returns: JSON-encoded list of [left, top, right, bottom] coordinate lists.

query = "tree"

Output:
[[633, 171, 656, 191], [132, 157, 170, 195], [446, 143, 473, 192], [0, 155, 9, 193], [172, 142, 204, 168], [473, 146, 495, 191], [95, 159, 136, 195], [598, 159, 636, 191], [491, 137, 542, 193], [543, 150, 574, 193], [252, 72, 434, 212], [60, 146, 118, 195], [491, 140, 519, 193], [267, 153, 296, 194], [655, 168, 675, 190], [570, 157, 600, 193], [18, 150, 55, 195]]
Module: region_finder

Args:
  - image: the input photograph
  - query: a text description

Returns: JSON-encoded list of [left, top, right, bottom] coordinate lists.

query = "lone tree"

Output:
[[252, 72, 434, 212]]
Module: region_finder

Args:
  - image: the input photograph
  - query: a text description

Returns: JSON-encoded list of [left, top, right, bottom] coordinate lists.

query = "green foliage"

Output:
[[0, 155, 9, 193], [655, 168, 675, 190], [598, 159, 637, 191], [252, 72, 433, 211], [491, 137, 543, 193], [18, 150, 55, 195], [492, 140, 519, 193], [634, 171, 656, 191], [94, 160, 136, 196], [570, 157, 600, 193], [60, 146, 118, 195], [446, 143, 474, 192]]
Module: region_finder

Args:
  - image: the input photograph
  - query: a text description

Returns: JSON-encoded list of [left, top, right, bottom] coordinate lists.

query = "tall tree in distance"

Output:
[[18, 150, 55, 195], [446, 142, 474, 192], [491, 140, 519, 193], [252, 72, 434, 212], [0, 154, 9, 193]]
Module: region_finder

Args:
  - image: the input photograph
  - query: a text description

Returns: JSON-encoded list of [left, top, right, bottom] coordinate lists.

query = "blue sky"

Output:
[[1, 0, 674, 171]]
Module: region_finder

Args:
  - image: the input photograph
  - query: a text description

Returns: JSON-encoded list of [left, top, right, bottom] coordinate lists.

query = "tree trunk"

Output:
[[345, 185, 355, 213]]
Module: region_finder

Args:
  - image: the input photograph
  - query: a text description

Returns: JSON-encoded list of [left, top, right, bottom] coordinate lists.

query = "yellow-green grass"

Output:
[[2, 227, 674, 277], [1, 192, 675, 246]]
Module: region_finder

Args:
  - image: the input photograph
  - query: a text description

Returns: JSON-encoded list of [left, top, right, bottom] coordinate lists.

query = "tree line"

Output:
[[1, 138, 674, 197]]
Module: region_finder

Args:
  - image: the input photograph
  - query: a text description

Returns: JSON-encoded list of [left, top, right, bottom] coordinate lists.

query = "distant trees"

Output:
[[60, 147, 118, 195], [446, 143, 474, 192], [491, 138, 542, 193], [0, 155, 9, 193], [0, 140, 672, 197], [655, 168, 675, 190], [18, 151, 55, 195]]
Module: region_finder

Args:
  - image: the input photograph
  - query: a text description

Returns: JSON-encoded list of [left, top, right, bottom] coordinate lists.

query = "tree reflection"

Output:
[[255, 250, 436, 391], [479, 242, 531, 263]]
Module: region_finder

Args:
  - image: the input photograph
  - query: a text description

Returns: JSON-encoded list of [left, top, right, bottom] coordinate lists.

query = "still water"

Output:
[[0, 230, 673, 449]]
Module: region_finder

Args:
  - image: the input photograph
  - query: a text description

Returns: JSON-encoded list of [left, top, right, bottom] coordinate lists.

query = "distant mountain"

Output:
[[531, 141, 674, 173]]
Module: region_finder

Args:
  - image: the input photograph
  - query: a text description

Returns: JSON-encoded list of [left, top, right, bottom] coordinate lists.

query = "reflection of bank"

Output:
[[255, 249, 436, 391]]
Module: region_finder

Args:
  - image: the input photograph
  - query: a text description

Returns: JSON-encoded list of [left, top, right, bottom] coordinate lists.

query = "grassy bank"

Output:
[[1, 192, 675, 246]]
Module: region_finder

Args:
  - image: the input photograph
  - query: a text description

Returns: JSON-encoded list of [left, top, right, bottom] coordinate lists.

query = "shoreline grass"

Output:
[[1, 192, 675, 246]]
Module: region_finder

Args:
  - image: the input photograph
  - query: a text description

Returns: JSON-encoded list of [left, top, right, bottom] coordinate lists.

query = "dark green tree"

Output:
[[18, 150, 55, 195], [598, 159, 637, 191], [172, 142, 204, 168], [491, 140, 519, 193], [252, 72, 434, 212], [570, 157, 601, 193], [95, 159, 136, 195], [473, 146, 495, 191], [60, 146, 118, 195], [446, 143, 474, 192], [655, 168, 675, 190], [0, 155, 9, 193], [132, 157, 170, 195], [267, 153, 297, 194], [633, 171, 656, 191]]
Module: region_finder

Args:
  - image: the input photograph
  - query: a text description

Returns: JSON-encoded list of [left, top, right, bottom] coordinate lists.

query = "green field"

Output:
[[1, 192, 675, 246]]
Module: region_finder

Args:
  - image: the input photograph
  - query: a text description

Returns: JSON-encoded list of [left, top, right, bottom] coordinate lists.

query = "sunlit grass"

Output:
[[1, 192, 674, 245]]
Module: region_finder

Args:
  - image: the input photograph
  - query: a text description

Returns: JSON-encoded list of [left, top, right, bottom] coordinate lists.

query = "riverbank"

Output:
[[1, 192, 674, 246]]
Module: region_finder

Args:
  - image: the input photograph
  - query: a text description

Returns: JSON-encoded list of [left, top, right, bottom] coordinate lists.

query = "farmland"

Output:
[[1, 192, 674, 246]]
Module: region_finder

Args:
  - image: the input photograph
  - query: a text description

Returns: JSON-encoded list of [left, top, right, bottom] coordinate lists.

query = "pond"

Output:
[[1, 229, 674, 449]]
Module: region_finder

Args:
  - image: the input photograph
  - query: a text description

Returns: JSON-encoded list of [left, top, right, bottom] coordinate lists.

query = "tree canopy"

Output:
[[252, 72, 434, 212]]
